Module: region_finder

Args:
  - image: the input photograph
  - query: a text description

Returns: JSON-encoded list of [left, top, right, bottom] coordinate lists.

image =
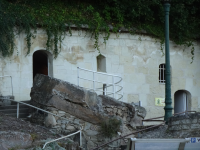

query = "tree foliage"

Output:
[[0, 0, 199, 58]]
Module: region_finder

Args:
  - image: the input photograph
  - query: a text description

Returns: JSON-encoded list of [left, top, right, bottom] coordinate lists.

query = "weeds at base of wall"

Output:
[[99, 118, 122, 139]]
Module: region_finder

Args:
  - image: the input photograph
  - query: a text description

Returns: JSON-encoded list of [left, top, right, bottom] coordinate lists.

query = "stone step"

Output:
[[0, 104, 30, 110], [6, 113, 30, 118], [11, 100, 30, 105], [0, 100, 31, 120], [0, 108, 29, 114]]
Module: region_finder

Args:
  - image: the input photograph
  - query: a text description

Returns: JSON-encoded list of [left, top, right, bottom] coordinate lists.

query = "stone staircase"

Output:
[[0, 100, 31, 121]]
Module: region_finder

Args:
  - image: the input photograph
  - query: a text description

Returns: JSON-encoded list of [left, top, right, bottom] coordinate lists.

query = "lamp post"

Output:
[[163, 0, 173, 123]]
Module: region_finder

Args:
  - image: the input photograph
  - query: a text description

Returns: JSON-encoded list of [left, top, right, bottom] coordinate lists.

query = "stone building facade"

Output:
[[0, 29, 200, 120]]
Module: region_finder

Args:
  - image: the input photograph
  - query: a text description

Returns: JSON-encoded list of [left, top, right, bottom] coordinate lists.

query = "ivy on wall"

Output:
[[0, 0, 199, 58]]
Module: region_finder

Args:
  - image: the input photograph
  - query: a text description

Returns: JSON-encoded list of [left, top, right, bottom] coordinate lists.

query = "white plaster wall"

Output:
[[0, 29, 200, 120]]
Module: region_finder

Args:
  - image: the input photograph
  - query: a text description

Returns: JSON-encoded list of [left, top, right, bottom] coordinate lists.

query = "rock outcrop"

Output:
[[30, 74, 146, 149], [0, 131, 32, 150]]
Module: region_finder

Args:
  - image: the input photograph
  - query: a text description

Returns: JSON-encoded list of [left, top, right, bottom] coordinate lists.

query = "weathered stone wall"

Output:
[[168, 113, 200, 132], [30, 74, 146, 149], [0, 29, 200, 121]]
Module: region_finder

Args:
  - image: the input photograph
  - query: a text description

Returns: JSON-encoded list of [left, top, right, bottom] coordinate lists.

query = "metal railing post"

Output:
[[93, 72, 95, 91], [103, 84, 106, 95], [112, 76, 115, 98], [77, 67, 79, 86], [77, 67, 123, 100], [43, 130, 82, 149], [17, 102, 19, 118], [105, 85, 107, 95], [121, 79, 123, 101], [80, 130, 82, 148], [10, 76, 13, 96]]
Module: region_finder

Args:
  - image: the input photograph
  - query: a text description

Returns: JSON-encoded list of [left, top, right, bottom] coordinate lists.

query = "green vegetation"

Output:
[[8, 146, 20, 150], [99, 118, 122, 138], [30, 133, 38, 141], [0, 0, 199, 58]]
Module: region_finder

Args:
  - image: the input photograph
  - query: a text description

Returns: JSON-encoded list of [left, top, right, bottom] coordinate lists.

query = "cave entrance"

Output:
[[33, 50, 53, 79]]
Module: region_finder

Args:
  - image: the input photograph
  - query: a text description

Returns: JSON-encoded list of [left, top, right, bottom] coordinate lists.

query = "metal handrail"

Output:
[[2, 98, 83, 149], [81, 87, 123, 99], [2, 98, 80, 122], [142, 111, 196, 123], [43, 126, 83, 149], [91, 122, 165, 150], [92, 110, 197, 150], [77, 67, 122, 77], [77, 67, 123, 101], [0, 75, 13, 96]]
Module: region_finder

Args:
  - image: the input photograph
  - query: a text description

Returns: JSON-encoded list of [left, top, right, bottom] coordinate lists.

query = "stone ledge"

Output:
[[168, 113, 200, 132]]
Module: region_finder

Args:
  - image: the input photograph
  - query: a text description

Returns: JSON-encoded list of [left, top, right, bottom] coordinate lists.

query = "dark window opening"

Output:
[[159, 64, 165, 83]]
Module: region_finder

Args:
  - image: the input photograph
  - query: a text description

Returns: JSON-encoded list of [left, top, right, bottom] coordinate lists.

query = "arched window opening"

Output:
[[33, 50, 53, 79], [97, 54, 106, 72]]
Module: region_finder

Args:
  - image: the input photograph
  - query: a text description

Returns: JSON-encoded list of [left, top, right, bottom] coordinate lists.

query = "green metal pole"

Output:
[[163, 1, 173, 123]]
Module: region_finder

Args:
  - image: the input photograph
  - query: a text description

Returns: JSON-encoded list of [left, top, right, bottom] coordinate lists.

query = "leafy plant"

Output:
[[8, 146, 21, 150], [30, 133, 38, 141], [99, 118, 122, 138], [0, 0, 199, 60]]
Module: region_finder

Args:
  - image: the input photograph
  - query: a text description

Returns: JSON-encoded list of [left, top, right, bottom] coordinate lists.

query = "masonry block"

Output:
[[191, 124, 200, 129], [181, 124, 191, 130], [171, 120, 180, 125], [181, 119, 191, 124], [191, 118, 197, 124]]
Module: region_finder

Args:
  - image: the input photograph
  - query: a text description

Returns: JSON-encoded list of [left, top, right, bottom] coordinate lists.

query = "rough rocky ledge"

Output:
[[30, 74, 146, 149]]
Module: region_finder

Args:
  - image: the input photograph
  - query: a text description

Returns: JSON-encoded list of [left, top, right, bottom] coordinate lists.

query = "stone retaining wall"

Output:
[[168, 113, 200, 131], [30, 100, 145, 149]]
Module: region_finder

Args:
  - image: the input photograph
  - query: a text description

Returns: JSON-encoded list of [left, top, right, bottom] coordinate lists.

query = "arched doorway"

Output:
[[33, 50, 53, 79], [174, 90, 191, 114]]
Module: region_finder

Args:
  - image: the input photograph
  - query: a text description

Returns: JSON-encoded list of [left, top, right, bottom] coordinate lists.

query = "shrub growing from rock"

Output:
[[99, 118, 122, 138]]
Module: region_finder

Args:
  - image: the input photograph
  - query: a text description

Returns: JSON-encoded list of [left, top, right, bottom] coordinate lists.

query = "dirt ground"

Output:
[[0, 112, 60, 141]]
